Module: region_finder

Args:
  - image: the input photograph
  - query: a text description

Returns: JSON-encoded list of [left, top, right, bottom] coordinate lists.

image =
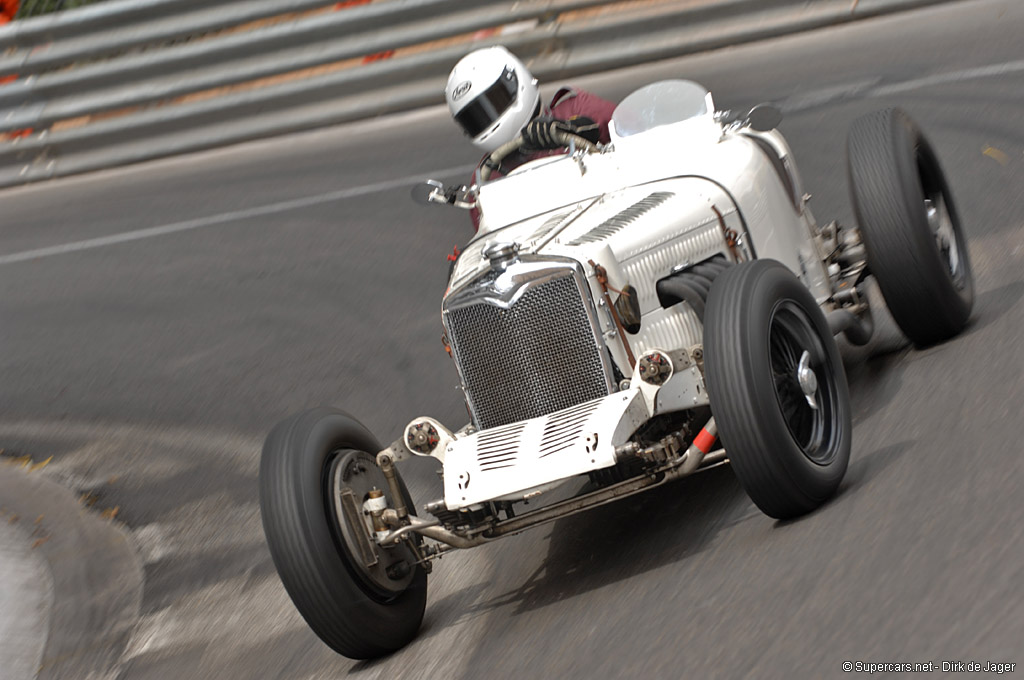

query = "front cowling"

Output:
[[442, 255, 615, 430]]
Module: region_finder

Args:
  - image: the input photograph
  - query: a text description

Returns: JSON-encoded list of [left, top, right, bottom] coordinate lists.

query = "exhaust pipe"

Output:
[[827, 308, 873, 346]]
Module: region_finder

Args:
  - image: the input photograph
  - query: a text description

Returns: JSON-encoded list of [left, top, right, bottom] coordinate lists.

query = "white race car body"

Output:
[[260, 78, 973, 659], [416, 82, 835, 510]]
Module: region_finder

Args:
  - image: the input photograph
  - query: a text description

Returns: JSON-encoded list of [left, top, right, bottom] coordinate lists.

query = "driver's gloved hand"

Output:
[[520, 116, 597, 151], [522, 117, 571, 151]]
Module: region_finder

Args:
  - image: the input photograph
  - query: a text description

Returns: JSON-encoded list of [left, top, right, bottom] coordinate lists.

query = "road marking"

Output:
[[869, 58, 1024, 97], [983, 145, 1010, 166], [0, 163, 476, 266], [783, 58, 1024, 111]]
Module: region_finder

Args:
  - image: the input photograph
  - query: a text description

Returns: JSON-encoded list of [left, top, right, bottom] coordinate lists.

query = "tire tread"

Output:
[[705, 261, 851, 519], [847, 108, 973, 346], [259, 408, 426, 659]]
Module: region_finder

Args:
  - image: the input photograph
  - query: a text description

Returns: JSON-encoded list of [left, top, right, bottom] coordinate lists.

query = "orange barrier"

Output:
[[0, 2, 17, 86], [1, 1, 29, 137], [0, 0, 18, 26]]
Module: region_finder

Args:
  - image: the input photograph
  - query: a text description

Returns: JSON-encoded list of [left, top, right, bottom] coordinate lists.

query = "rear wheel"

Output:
[[259, 407, 426, 659], [847, 108, 973, 346], [704, 260, 852, 519]]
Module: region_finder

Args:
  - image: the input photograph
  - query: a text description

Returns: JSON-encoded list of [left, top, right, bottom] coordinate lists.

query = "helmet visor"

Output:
[[454, 66, 519, 138]]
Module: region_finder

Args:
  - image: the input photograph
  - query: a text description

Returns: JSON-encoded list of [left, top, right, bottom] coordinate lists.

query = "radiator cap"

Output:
[[483, 241, 520, 271]]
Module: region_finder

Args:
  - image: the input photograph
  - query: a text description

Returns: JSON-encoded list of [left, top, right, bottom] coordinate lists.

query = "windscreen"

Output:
[[611, 80, 711, 138]]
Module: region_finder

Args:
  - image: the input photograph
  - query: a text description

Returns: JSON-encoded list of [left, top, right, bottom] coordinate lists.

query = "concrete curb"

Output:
[[0, 461, 143, 680], [0, 501, 52, 680]]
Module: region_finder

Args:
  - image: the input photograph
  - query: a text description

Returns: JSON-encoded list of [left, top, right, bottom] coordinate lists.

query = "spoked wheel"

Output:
[[259, 408, 427, 659], [848, 108, 973, 346], [768, 301, 843, 464], [705, 260, 852, 520]]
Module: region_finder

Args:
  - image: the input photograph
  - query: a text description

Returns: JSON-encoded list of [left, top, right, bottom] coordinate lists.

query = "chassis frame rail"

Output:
[[379, 448, 727, 553]]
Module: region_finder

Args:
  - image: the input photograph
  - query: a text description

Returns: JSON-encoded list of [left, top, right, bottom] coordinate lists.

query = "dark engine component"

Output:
[[638, 351, 672, 385], [407, 421, 440, 454], [656, 255, 733, 321]]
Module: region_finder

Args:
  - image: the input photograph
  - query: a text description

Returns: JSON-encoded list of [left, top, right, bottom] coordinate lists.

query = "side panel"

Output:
[[541, 178, 738, 373], [712, 135, 832, 302]]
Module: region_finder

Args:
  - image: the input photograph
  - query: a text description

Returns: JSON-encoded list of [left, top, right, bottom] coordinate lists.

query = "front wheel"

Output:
[[259, 407, 427, 659], [847, 108, 973, 346], [704, 260, 852, 519]]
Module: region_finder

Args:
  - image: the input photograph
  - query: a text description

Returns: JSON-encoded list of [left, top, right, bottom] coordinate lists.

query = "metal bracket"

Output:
[[377, 438, 410, 464], [338, 488, 378, 568], [632, 347, 709, 414]]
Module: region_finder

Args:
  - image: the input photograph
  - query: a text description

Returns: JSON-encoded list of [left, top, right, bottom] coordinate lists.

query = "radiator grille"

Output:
[[446, 272, 609, 430]]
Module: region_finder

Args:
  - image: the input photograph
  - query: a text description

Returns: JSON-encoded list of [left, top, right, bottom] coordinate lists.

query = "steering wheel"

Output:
[[480, 130, 599, 181]]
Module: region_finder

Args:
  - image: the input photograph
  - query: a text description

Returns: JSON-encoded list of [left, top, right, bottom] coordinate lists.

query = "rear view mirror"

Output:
[[412, 180, 476, 210], [747, 104, 783, 131], [411, 179, 445, 205]]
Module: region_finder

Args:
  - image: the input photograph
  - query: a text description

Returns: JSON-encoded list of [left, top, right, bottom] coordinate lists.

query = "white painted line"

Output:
[[782, 78, 881, 112], [869, 58, 1024, 97], [784, 58, 1024, 112], [0, 162, 476, 266]]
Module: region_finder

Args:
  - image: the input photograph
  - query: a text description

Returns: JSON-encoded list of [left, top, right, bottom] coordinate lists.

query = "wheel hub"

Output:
[[796, 350, 819, 410], [328, 450, 417, 597], [768, 301, 838, 463], [925, 196, 961, 280]]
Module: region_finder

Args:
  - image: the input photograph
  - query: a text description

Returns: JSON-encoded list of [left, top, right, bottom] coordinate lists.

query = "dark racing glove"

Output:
[[522, 116, 600, 151]]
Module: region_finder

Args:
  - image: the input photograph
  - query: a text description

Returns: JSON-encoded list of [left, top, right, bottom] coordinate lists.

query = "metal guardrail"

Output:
[[0, 0, 955, 188], [15, 0, 110, 21]]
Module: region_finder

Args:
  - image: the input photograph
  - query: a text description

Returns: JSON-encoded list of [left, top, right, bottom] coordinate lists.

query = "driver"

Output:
[[445, 46, 616, 230]]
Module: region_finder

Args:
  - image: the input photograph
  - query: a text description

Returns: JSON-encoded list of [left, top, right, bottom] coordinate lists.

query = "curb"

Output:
[[0, 461, 143, 680], [0, 501, 52, 680]]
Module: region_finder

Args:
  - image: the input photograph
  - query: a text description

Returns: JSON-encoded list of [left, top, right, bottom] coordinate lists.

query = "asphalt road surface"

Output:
[[2, 0, 1023, 677]]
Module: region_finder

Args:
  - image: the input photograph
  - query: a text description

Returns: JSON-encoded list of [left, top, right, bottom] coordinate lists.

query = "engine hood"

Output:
[[447, 176, 741, 312]]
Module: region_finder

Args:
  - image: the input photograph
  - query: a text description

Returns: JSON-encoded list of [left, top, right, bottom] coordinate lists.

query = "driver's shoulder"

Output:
[[549, 86, 579, 109]]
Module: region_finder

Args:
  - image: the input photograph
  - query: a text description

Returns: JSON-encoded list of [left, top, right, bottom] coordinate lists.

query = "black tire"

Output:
[[259, 407, 427, 659], [847, 108, 973, 346], [704, 260, 852, 519]]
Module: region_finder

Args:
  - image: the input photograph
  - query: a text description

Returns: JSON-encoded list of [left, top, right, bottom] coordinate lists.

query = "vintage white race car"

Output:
[[258, 81, 973, 659]]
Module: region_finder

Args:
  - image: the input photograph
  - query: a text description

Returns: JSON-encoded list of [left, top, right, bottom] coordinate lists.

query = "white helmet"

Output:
[[445, 46, 540, 153]]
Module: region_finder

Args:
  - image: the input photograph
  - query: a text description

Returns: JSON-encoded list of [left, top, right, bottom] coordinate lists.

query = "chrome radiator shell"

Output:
[[442, 257, 614, 431]]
